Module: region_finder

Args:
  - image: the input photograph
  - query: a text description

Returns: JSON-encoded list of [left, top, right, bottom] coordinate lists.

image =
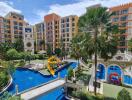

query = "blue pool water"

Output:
[[7, 62, 77, 99], [35, 87, 67, 100]]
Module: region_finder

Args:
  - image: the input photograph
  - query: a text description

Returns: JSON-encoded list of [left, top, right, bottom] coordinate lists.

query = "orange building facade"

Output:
[[44, 13, 60, 51], [0, 12, 26, 43], [109, 3, 132, 53]]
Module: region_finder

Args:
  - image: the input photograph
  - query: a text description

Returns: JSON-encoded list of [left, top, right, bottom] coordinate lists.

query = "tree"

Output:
[[0, 43, 12, 59], [24, 52, 31, 64], [46, 43, 52, 56], [54, 48, 61, 57], [78, 7, 118, 95], [6, 49, 19, 60], [6, 61, 16, 75], [39, 40, 45, 50], [117, 88, 131, 100], [13, 39, 24, 52], [1, 61, 16, 75], [71, 33, 84, 67], [60, 36, 66, 59]]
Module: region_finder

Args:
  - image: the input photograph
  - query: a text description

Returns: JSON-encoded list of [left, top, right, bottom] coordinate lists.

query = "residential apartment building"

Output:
[[44, 13, 60, 51], [33, 22, 45, 52], [60, 15, 78, 52], [109, 3, 132, 53], [1, 12, 26, 43], [0, 16, 4, 42]]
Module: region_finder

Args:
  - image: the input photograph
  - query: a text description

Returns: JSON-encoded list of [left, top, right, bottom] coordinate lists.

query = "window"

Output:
[[66, 18, 69, 22], [120, 22, 127, 27], [25, 28, 32, 32], [61, 24, 65, 28], [55, 26, 57, 29], [113, 11, 120, 15], [55, 21, 57, 24], [120, 16, 127, 21], [67, 38, 69, 41], [120, 29, 126, 34], [14, 21, 17, 25], [61, 29, 65, 33], [72, 23, 75, 26], [66, 23, 69, 27], [55, 30, 58, 33], [61, 19, 65, 23], [72, 28, 75, 32], [120, 36, 126, 41], [63, 34, 65, 37], [121, 9, 128, 14], [72, 17, 75, 21], [66, 28, 69, 32], [119, 41, 126, 46], [19, 27, 23, 30], [14, 26, 18, 29], [19, 32, 22, 34], [113, 17, 119, 22], [19, 23, 23, 26]]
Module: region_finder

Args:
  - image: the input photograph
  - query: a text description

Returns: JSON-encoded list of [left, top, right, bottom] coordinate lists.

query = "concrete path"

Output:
[[20, 79, 65, 100]]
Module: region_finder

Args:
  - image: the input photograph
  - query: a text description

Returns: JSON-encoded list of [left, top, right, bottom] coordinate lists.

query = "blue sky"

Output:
[[0, 0, 131, 25]]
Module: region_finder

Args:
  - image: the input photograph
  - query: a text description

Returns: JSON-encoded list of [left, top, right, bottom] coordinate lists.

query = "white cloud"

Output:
[[0, 2, 21, 17], [36, 0, 132, 18]]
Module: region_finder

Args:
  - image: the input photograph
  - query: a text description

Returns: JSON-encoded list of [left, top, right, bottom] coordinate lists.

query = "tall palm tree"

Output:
[[71, 33, 84, 67], [78, 7, 118, 95]]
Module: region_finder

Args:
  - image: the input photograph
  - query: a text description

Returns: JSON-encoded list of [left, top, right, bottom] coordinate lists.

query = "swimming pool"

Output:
[[7, 62, 77, 99]]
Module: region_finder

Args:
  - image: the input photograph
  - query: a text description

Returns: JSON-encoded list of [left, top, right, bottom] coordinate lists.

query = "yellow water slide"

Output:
[[47, 56, 61, 75]]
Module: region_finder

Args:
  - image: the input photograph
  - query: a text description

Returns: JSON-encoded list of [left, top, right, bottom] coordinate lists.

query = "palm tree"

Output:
[[71, 33, 84, 68], [60, 36, 66, 59], [78, 7, 118, 95]]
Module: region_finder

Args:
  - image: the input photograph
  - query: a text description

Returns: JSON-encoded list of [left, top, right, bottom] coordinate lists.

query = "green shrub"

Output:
[[0, 91, 22, 100], [67, 67, 74, 80], [18, 60, 26, 67], [6, 49, 19, 60], [117, 88, 131, 100], [0, 71, 9, 90]]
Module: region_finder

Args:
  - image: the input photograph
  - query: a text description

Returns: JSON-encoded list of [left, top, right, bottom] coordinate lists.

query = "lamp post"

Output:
[[15, 85, 19, 95]]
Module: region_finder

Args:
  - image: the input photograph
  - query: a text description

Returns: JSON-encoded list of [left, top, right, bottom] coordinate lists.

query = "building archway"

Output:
[[107, 65, 122, 85]]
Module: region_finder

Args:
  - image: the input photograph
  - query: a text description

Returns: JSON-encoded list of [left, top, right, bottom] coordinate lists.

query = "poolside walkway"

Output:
[[20, 79, 65, 100]]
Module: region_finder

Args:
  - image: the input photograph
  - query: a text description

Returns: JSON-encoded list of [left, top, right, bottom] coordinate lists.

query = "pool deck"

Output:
[[20, 79, 65, 100]]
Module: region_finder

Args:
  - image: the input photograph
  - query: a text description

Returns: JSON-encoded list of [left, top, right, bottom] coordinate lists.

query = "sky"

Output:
[[0, 0, 131, 25]]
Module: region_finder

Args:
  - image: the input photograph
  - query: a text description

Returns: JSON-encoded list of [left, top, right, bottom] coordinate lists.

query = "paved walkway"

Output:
[[20, 79, 65, 100]]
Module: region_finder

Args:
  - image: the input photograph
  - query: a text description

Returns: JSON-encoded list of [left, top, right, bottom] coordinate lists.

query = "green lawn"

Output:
[[103, 83, 132, 99], [26, 59, 48, 65]]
